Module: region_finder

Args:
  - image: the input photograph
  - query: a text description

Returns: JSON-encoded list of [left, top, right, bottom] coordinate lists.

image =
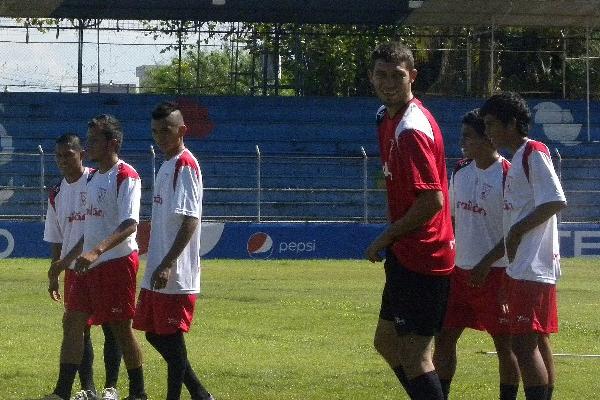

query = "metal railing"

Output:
[[0, 146, 594, 223]]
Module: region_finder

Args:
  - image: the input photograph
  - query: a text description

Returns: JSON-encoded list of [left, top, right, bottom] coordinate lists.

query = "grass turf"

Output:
[[0, 257, 599, 399]]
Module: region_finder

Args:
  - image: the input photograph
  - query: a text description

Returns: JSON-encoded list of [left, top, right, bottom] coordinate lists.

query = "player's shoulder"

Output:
[[523, 139, 551, 158], [397, 101, 434, 141], [48, 179, 62, 208], [117, 160, 140, 180], [175, 148, 200, 171], [375, 105, 386, 126], [453, 158, 473, 175]]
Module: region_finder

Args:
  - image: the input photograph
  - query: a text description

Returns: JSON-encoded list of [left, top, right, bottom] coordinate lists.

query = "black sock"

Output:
[[500, 383, 519, 400], [524, 385, 548, 400], [79, 331, 96, 393], [102, 324, 122, 388], [392, 365, 412, 396], [440, 378, 452, 400], [547, 385, 554, 400], [127, 366, 146, 397], [408, 371, 444, 400], [54, 363, 79, 400], [183, 359, 211, 400], [146, 331, 210, 400]]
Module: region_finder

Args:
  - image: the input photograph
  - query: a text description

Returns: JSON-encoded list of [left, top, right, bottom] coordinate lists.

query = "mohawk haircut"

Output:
[[152, 101, 180, 120]]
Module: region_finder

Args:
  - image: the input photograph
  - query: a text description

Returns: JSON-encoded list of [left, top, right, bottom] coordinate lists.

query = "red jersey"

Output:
[[376, 97, 455, 275]]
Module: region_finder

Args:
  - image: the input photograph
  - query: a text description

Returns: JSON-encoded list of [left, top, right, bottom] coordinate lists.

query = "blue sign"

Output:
[[0, 221, 599, 260]]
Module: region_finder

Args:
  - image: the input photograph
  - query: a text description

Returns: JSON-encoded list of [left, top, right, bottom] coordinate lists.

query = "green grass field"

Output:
[[1, 258, 599, 399]]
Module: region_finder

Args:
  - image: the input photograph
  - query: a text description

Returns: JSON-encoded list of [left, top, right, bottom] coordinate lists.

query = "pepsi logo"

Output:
[[247, 232, 274, 258]]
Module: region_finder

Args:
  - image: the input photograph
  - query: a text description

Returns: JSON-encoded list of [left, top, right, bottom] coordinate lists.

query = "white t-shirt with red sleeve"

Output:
[[450, 157, 510, 270], [376, 97, 455, 276], [43, 167, 92, 267], [83, 160, 141, 269], [503, 139, 566, 284], [141, 148, 203, 294]]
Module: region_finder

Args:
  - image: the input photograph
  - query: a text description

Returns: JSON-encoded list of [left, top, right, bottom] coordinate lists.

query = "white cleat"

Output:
[[71, 391, 97, 400], [100, 388, 119, 400]]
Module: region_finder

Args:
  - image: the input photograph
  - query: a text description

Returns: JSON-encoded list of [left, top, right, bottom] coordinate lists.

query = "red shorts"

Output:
[[67, 252, 139, 325], [133, 288, 197, 335], [64, 269, 94, 325], [443, 267, 510, 336], [506, 276, 558, 335]]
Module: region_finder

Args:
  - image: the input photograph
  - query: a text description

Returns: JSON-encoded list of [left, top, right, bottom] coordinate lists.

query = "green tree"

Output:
[[140, 48, 254, 95]]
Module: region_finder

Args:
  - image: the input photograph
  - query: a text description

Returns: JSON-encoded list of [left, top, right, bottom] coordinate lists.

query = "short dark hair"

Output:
[[480, 91, 531, 136], [87, 114, 123, 152], [370, 41, 415, 70], [152, 101, 180, 120], [55, 133, 82, 150], [462, 108, 485, 137]]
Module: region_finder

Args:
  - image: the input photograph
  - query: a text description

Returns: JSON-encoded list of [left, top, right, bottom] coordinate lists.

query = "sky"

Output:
[[0, 18, 226, 92]]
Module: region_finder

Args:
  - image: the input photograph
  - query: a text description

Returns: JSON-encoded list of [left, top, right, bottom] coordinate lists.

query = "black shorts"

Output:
[[379, 251, 450, 337]]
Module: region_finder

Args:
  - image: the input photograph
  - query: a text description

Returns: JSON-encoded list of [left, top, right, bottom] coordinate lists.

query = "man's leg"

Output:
[[539, 334, 555, 400], [146, 331, 212, 400], [53, 310, 90, 399], [433, 328, 464, 400], [374, 319, 412, 396], [512, 333, 548, 400], [78, 326, 96, 393], [492, 334, 520, 400], [101, 323, 122, 388], [109, 320, 146, 399]]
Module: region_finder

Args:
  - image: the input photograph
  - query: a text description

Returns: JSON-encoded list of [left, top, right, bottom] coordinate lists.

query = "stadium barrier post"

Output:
[[38, 145, 45, 221], [361, 146, 368, 223], [256, 145, 261, 222]]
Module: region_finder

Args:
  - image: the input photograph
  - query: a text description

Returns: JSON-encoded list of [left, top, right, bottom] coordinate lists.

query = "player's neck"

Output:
[[64, 166, 85, 184], [97, 154, 119, 173], [474, 153, 500, 170], [164, 144, 185, 160], [386, 93, 414, 119], [506, 135, 528, 153]]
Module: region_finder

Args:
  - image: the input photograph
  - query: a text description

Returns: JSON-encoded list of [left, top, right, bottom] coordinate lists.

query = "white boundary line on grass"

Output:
[[480, 351, 600, 358]]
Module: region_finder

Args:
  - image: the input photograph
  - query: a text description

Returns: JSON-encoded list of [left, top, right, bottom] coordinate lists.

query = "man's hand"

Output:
[[505, 227, 523, 263], [151, 261, 174, 290], [365, 234, 392, 263], [74, 250, 100, 273], [47, 274, 61, 302]]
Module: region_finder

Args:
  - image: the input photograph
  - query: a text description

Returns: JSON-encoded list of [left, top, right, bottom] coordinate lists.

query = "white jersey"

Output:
[[43, 167, 92, 268], [450, 157, 510, 270], [83, 160, 141, 269], [142, 148, 203, 294], [503, 140, 566, 284]]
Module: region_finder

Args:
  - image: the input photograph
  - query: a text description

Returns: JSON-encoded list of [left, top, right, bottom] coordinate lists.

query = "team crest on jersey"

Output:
[[79, 191, 87, 207], [480, 183, 493, 200], [97, 187, 107, 203]]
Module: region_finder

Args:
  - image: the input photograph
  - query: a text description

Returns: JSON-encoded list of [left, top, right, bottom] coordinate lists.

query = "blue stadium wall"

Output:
[[1, 221, 600, 259], [1, 93, 600, 259], [1, 92, 600, 159]]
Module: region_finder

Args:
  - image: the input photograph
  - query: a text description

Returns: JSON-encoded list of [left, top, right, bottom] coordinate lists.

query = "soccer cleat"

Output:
[[100, 388, 119, 400], [71, 390, 97, 400]]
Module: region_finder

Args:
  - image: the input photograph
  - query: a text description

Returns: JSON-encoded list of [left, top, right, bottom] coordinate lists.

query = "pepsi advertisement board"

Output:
[[1, 221, 600, 260]]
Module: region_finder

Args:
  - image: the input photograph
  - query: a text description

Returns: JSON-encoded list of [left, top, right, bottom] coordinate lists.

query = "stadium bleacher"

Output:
[[1, 92, 599, 221]]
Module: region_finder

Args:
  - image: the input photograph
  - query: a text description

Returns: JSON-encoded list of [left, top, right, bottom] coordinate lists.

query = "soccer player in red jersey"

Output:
[[366, 41, 455, 400], [432, 110, 520, 400], [477, 92, 566, 400], [133, 102, 214, 400], [42, 115, 147, 400]]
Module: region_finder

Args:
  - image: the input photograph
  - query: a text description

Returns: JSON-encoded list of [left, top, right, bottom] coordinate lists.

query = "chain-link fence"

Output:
[[1, 19, 599, 99]]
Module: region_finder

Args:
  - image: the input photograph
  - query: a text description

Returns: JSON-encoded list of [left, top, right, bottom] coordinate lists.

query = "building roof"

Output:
[[2, 1, 600, 27]]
